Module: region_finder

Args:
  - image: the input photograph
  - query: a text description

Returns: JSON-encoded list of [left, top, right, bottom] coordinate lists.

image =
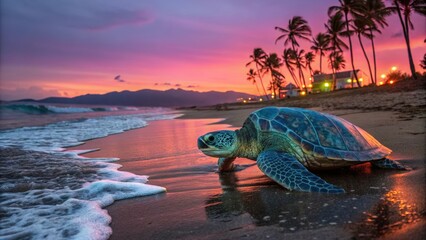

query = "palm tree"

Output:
[[329, 51, 346, 90], [390, 0, 426, 80], [263, 53, 284, 99], [275, 16, 311, 93], [329, 0, 365, 87], [305, 51, 315, 78], [311, 33, 330, 73], [352, 18, 374, 85], [275, 16, 312, 50], [363, 0, 392, 84], [246, 69, 262, 98], [294, 49, 309, 92], [325, 12, 349, 89], [282, 48, 301, 88], [325, 12, 349, 53], [246, 48, 269, 100]]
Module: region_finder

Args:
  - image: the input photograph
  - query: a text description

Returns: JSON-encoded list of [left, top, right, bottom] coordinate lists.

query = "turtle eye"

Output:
[[208, 135, 215, 142]]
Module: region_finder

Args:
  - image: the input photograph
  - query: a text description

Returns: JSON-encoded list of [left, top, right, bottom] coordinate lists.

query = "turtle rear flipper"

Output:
[[371, 158, 412, 171], [257, 150, 345, 193]]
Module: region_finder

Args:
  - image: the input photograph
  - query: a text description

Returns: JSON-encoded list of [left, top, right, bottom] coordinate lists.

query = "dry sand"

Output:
[[72, 78, 425, 239]]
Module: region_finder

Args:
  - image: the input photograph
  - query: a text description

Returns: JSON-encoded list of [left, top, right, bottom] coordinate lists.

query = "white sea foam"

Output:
[[0, 112, 178, 240]]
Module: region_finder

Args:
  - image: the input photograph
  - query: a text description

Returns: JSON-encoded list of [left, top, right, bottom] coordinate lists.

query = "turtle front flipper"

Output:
[[371, 158, 412, 171], [257, 150, 345, 193], [218, 157, 236, 172]]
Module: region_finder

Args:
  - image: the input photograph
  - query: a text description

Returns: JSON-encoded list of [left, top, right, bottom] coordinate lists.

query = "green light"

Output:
[[324, 82, 330, 87]]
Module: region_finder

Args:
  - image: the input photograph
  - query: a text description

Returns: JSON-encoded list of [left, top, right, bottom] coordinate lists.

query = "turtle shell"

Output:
[[248, 107, 391, 161]]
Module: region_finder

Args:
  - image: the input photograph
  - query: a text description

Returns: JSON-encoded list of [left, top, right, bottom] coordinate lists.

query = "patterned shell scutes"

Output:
[[252, 107, 318, 144], [249, 107, 391, 161]]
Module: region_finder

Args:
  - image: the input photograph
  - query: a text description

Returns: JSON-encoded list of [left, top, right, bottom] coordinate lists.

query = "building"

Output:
[[312, 70, 368, 93], [280, 83, 300, 98]]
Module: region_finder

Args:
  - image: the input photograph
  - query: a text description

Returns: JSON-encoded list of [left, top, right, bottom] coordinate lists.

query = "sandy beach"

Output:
[[68, 80, 426, 240]]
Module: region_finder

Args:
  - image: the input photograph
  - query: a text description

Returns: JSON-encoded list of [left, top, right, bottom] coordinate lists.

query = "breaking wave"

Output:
[[0, 111, 180, 240], [1, 104, 131, 114]]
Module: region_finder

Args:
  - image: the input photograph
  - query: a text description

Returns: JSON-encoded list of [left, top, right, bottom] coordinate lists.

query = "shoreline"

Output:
[[91, 110, 424, 239], [64, 79, 426, 239]]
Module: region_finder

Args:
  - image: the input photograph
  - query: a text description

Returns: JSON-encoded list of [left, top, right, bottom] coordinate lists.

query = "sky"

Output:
[[0, 0, 425, 101]]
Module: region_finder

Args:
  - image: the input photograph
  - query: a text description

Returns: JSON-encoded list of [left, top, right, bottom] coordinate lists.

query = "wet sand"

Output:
[[71, 106, 425, 239]]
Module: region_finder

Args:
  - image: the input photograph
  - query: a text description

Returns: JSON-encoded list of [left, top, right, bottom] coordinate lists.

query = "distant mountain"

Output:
[[37, 88, 254, 107]]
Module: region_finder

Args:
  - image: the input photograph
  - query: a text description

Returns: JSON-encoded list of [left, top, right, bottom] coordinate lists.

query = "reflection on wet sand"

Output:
[[205, 163, 423, 237], [355, 190, 422, 238]]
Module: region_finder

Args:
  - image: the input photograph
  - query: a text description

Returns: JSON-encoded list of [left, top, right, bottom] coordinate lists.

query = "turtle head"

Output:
[[198, 130, 238, 157]]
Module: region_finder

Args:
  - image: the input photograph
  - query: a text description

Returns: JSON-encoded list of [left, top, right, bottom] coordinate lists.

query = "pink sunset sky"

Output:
[[0, 0, 425, 101]]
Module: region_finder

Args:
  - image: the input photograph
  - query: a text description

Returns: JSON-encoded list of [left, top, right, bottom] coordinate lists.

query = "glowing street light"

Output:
[[324, 82, 330, 87], [381, 74, 386, 79], [391, 66, 397, 71]]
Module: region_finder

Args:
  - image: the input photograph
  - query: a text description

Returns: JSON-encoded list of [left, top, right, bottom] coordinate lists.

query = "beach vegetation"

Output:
[[244, 0, 424, 97], [305, 51, 315, 78], [362, 0, 392, 85], [311, 33, 331, 74], [351, 18, 375, 85], [328, 51, 347, 89], [246, 48, 270, 100], [262, 53, 285, 99], [329, 0, 365, 88], [246, 69, 263, 98], [275, 16, 312, 93], [282, 48, 301, 88], [421, 53, 426, 70], [325, 12, 348, 90], [388, 0, 426, 80]]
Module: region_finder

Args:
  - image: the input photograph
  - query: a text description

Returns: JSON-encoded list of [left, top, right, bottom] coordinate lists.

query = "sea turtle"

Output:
[[197, 107, 410, 193]]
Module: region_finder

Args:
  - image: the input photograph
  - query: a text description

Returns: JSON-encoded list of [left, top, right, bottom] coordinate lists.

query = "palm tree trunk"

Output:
[[254, 81, 262, 98], [394, 1, 417, 80], [299, 67, 308, 93], [344, 12, 361, 88], [255, 63, 270, 100], [331, 53, 337, 91], [319, 51, 323, 73], [404, 12, 417, 79], [369, 29, 377, 85], [287, 66, 301, 88], [358, 33, 373, 86]]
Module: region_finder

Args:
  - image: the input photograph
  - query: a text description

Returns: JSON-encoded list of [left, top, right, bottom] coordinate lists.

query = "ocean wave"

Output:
[[0, 112, 179, 240], [2, 104, 131, 114]]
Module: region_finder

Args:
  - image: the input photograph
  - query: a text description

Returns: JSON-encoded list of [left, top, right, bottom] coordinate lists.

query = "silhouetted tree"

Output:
[[247, 48, 269, 100], [246, 69, 262, 97], [329, 51, 346, 90], [352, 18, 374, 85], [275, 16, 312, 92], [389, 0, 426, 79], [363, 0, 392, 84], [311, 33, 330, 74], [329, 0, 365, 87], [263, 53, 284, 99]]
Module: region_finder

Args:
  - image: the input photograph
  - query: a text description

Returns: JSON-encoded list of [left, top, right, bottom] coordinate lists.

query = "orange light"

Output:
[[381, 74, 386, 79], [301, 91, 306, 96], [391, 66, 397, 71], [308, 84, 312, 88], [389, 80, 394, 84], [379, 81, 384, 85]]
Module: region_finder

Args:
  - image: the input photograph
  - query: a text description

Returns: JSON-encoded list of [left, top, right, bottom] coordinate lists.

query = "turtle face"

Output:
[[198, 130, 237, 157]]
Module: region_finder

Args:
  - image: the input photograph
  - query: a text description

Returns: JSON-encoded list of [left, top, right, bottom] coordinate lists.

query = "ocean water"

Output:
[[0, 103, 181, 239]]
